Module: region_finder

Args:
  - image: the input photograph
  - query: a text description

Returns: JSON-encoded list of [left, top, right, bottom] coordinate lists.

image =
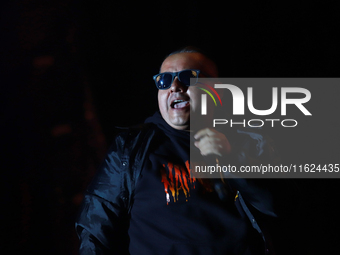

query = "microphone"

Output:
[[203, 155, 231, 202]]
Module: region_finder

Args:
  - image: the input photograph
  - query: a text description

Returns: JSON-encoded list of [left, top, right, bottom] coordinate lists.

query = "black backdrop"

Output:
[[2, 0, 340, 254]]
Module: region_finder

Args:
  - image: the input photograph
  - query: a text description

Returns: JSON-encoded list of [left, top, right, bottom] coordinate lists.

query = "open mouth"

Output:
[[171, 99, 190, 109]]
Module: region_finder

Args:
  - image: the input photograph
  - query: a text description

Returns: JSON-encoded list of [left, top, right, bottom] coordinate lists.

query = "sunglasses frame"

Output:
[[153, 69, 208, 90]]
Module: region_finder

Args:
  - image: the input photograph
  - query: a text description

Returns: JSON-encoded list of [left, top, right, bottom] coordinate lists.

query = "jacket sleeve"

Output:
[[75, 134, 132, 255], [224, 128, 298, 218]]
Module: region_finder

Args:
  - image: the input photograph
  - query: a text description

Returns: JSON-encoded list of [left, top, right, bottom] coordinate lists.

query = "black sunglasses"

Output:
[[153, 69, 208, 90]]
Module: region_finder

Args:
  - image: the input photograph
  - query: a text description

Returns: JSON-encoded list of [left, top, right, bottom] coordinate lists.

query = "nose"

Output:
[[170, 76, 188, 92]]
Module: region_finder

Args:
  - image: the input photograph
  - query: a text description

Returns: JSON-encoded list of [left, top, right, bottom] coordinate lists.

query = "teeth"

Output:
[[171, 99, 185, 108]]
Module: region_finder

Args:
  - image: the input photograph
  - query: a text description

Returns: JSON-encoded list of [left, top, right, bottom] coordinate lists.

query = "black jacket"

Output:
[[75, 122, 295, 255]]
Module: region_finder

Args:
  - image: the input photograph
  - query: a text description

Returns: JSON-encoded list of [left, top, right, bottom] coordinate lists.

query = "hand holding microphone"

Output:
[[193, 128, 233, 201], [193, 128, 231, 157]]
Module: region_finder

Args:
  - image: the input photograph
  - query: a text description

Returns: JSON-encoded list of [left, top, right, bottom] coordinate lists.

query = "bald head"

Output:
[[160, 52, 218, 78]]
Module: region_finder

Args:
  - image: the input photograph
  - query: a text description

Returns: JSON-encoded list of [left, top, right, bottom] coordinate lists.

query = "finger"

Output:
[[195, 136, 231, 156], [195, 137, 223, 156], [197, 135, 220, 146], [194, 128, 217, 140], [200, 144, 223, 157]]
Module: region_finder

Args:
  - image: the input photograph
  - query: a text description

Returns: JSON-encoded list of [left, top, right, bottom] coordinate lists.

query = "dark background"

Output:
[[1, 0, 340, 254]]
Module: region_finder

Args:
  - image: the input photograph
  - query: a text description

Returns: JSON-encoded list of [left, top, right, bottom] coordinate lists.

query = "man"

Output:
[[76, 47, 292, 254]]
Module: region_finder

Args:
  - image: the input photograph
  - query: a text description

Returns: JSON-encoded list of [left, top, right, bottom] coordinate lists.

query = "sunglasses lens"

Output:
[[156, 73, 173, 89], [179, 70, 198, 85], [155, 70, 200, 89]]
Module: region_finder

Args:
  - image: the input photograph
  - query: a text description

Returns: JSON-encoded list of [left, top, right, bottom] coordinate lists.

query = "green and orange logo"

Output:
[[196, 82, 222, 115]]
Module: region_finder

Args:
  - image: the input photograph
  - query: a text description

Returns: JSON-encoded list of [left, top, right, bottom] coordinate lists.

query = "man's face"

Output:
[[158, 52, 217, 130]]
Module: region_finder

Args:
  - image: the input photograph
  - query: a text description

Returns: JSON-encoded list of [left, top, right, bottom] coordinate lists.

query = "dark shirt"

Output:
[[127, 113, 264, 255]]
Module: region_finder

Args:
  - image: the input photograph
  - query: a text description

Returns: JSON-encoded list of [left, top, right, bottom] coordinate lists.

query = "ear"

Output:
[[210, 78, 224, 100], [214, 79, 224, 98]]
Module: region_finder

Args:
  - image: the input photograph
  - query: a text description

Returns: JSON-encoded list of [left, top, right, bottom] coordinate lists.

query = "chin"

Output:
[[169, 119, 190, 130]]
